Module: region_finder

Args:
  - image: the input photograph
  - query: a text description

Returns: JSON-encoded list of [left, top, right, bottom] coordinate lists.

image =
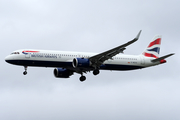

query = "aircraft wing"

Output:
[[89, 30, 142, 68]]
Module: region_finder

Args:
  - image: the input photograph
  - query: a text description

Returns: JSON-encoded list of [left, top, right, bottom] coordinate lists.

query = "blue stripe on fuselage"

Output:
[[5, 60, 144, 71]]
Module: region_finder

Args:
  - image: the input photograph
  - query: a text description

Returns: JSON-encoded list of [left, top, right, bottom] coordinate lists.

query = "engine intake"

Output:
[[53, 68, 73, 78], [72, 58, 91, 68]]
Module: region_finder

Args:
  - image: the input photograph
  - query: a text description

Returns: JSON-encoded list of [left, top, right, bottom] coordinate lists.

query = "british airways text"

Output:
[[31, 54, 57, 58]]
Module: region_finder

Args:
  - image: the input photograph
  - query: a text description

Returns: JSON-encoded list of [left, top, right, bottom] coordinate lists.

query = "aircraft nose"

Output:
[[5, 55, 13, 63]]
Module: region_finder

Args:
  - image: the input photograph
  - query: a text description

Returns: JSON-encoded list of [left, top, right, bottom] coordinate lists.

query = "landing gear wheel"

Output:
[[23, 66, 28, 75], [93, 69, 100, 75], [80, 76, 86, 82], [23, 71, 27, 75]]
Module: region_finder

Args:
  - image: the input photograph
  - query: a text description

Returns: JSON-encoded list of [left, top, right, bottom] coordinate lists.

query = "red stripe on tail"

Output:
[[148, 38, 161, 48], [143, 52, 158, 58]]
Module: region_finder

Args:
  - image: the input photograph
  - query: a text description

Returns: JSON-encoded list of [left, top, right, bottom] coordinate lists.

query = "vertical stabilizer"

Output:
[[142, 35, 161, 58]]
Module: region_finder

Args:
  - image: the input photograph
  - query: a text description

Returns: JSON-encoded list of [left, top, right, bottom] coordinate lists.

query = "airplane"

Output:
[[5, 30, 174, 82]]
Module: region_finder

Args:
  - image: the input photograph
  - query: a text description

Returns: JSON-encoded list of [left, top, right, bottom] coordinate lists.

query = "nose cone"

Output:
[[5, 55, 13, 64]]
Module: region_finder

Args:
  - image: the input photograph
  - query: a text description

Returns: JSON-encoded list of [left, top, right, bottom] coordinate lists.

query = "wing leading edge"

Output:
[[89, 30, 142, 68]]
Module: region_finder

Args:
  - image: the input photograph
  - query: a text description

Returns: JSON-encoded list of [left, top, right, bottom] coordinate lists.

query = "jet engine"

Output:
[[72, 58, 92, 68], [53, 68, 73, 78]]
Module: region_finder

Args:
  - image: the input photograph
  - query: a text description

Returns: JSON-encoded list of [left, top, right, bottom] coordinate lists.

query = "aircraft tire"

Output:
[[80, 76, 86, 82], [23, 71, 27, 75], [93, 69, 100, 75]]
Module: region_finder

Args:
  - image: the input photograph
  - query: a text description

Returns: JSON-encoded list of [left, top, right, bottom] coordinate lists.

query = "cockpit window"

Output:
[[11, 52, 20, 55]]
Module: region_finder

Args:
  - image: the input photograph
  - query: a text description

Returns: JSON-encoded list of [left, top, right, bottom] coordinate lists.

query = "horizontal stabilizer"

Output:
[[151, 53, 175, 62]]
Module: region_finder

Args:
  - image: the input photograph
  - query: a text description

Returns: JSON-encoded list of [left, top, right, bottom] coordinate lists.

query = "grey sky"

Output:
[[0, 0, 179, 120]]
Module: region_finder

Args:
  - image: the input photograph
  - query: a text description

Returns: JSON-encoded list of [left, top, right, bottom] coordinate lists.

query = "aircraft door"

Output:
[[25, 53, 30, 58], [58, 54, 61, 59], [140, 56, 145, 65], [78, 54, 81, 58]]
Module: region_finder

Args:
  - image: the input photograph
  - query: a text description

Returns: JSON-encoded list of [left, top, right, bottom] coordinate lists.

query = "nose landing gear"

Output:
[[23, 66, 28, 75]]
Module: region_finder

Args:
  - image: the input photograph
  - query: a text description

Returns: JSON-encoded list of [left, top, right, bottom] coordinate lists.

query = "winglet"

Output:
[[134, 30, 142, 40]]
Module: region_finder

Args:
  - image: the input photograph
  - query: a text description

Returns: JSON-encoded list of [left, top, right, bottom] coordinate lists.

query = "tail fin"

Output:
[[142, 35, 161, 58]]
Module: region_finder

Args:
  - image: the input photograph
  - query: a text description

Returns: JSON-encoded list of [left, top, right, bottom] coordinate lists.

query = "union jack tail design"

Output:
[[142, 35, 161, 58]]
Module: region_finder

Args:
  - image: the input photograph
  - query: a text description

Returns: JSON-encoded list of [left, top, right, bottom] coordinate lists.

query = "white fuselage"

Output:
[[5, 49, 159, 71]]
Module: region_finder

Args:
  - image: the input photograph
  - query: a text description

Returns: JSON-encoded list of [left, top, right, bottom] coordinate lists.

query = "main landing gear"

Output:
[[93, 69, 100, 75], [79, 69, 100, 82], [79, 71, 86, 82], [23, 66, 28, 75], [80, 75, 86, 82]]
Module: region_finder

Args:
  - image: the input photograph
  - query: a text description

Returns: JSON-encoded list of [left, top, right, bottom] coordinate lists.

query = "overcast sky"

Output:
[[0, 0, 180, 120]]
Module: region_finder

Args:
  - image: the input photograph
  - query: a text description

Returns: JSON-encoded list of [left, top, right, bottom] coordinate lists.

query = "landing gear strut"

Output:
[[23, 66, 27, 75]]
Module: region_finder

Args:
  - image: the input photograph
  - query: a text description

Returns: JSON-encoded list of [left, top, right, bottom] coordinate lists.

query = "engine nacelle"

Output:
[[72, 58, 91, 68], [53, 68, 73, 78]]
